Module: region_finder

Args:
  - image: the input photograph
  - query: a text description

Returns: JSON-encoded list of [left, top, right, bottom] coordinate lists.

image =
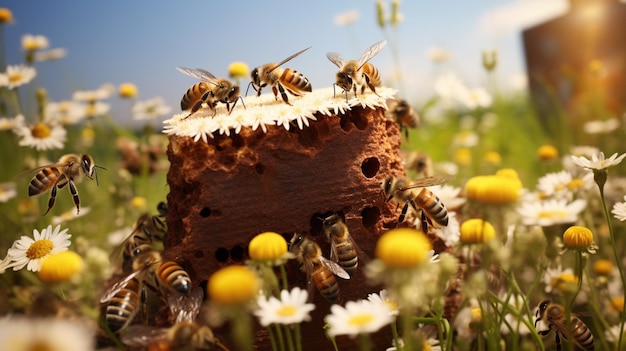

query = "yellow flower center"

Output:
[[31, 123, 51, 139], [276, 305, 297, 317], [592, 259, 613, 276], [610, 297, 624, 313], [130, 196, 147, 209], [248, 232, 288, 262], [562, 225, 593, 249], [8, 72, 23, 83], [454, 148, 472, 166], [375, 228, 432, 268], [118, 82, 138, 98], [26, 340, 54, 351], [422, 342, 432, 351], [465, 175, 521, 204], [567, 178, 584, 191], [460, 219, 496, 244], [538, 210, 567, 219], [537, 144, 559, 161], [38, 251, 84, 283], [348, 313, 374, 327], [228, 61, 249, 80], [483, 151, 501, 165], [26, 239, 53, 259], [0, 8, 13, 23]]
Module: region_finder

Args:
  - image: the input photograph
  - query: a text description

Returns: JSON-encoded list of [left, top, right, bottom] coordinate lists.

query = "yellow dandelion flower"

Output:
[[592, 259, 613, 276], [118, 82, 138, 98], [610, 297, 624, 313], [483, 151, 501, 165], [228, 61, 249, 81], [454, 147, 472, 166], [208, 265, 259, 305], [460, 219, 496, 244], [375, 228, 432, 268], [248, 232, 288, 262], [465, 174, 521, 204], [0, 8, 13, 24], [37, 251, 84, 283], [538, 144, 559, 161], [562, 226, 595, 253], [130, 196, 147, 210]]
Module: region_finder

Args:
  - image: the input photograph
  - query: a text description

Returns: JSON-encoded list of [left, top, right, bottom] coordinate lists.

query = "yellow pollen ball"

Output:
[[454, 148, 472, 166], [26, 239, 53, 259], [208, 265, 258, 305], [228, 61, 249, 80], [118, 82, 138, 98], [592, 259, 613, 276], [460, 219, 496, 244], [483, 151, 501, 165], [0, 8, 13, 23], [276, 305, 297, 317], [31, 123, 52, 139], [248, 232, 287, 261], [37, 251, 84, 283], [348, 313, 375, 326], [130, 196, 147, 209], [538, 144, 559, 161], [562, 226, 593, 249], [375, 228, 432, 268]]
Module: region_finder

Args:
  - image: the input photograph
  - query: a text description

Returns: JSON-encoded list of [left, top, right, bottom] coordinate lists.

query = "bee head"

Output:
[[336, 72, 352, 91]]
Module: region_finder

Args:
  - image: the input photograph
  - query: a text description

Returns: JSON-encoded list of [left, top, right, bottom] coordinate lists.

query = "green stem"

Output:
[[266, 326, 279, 351], [390, 320, 402, 351], [280, 264, 289, 291], [294, 323, 303, 351], [274, 323, 286, 351], [357, 333, 371, 351], [598, 185, 626, 351], [284, 324, 295, 351]]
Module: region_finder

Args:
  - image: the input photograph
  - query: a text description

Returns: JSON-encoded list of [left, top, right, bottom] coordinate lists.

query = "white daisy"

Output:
[[72, 84, 113, 102], [0, 316, 94, 351], [612, 196, 626, 221], [367, 289, 399, 317], [6, 224, 72, 272], [571, 151, 626, 171], [254, 287, 315, 326], [536, 170, 585, 200], [45, 100, 87, 125], [51, 207, 91, 226], [333, 9, 359, 26], [517, 199, 587, 227], [0, 255, 11, 274], [0, 64, 37, 89], [0, 114, 24, 131], [82, 101, 111, 118], [325, 299, 394, 338], [33, 48, 67, 62], [0, 182, 17, 203], [21, 34, 49, 51], [452, 130, 479, 148], [132, 97, 173, 121], [432, 211, 460, 248], [583, 118, 619, 134], [604, 324, 626, 345], [426, 47, 450, 63], [14, 120, 67, 151]]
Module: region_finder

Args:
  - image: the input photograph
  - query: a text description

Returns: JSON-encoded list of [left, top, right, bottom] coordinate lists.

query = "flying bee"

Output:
[[321, 213, 364, 276], [177, 67, 243, 118], [327, 40, 387, 101], [381, 175, 452, 226], [23, 153, 106, 215], [403, 151, 433, 178], [288, 233, 350, 303], [387, 98, 420, 138], [247, 47, 312, 105], [535, 299, 594, 351], [121, 321, 230, 351]]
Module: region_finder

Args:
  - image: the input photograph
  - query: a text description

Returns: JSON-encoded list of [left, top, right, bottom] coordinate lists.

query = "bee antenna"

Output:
[[245, 81, 256, 97], [93, 165, 107, 186]]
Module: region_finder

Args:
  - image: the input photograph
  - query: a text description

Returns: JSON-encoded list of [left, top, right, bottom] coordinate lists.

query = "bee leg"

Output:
[[363, 73, 379, 96], [67, 179, 80, 214], [140, 285, 149, 325], [398, 200, 410, 223], [43, 184, 59, 215], [420, 210, 429, 233], [555, 331, 562, 351], [275, 82, 292, 105]]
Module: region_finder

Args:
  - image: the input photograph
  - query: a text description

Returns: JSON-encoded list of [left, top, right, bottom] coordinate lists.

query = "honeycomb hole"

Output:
[[230, 245, 245, 262], [215, 247, 229, 263], [199, 207, 211, 217], [351, 112, 369, 130], [254, 163, 265, 175], [361, 206, 381, 230], [361, 157, 380, 178]]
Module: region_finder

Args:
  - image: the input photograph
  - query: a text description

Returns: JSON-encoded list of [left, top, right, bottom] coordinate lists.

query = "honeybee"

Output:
[[404, 151, 433, 178], [381, 175, 452, 225], [387, 98, 420, 137], [121, 321, 230, 351], [247, 47, 312, 105], [24, 153, 105, 215], [111, 212, 168, 267], [535, 299, 594, 351], [288, 233, 349, 303], [321, 213, 362, 276], [101, 246, 192, 332], [177, 66, 242, 117], [327, 40, 387, 100]]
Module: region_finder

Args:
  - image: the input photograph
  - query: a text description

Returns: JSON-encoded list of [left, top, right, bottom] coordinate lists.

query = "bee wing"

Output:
[[319, 256, 350, 280], [15, 162, 70, 179], [357, 40, 387, 69], [268, 47, 311, 73], [99, 269, 144, 303], [176, 66, 219, 85], [168, 287, 203, 323], [326, 52, 345, 68], [344, 230, 370, 265], [400, 174, 454, 191], [121, 325, 169, 347]]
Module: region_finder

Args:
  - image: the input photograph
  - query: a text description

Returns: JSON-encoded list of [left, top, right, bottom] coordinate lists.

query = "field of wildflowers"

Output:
[[0, 2, 625, 351]]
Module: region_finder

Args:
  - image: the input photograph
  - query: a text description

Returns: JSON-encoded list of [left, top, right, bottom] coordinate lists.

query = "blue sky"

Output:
[[3, 0, 569, 124]]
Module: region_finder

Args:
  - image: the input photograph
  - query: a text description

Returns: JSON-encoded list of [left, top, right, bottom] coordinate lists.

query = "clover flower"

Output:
[[254, 287, 315, 326], [6, 224, 72, 272], [325, 299, 394, 338]]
